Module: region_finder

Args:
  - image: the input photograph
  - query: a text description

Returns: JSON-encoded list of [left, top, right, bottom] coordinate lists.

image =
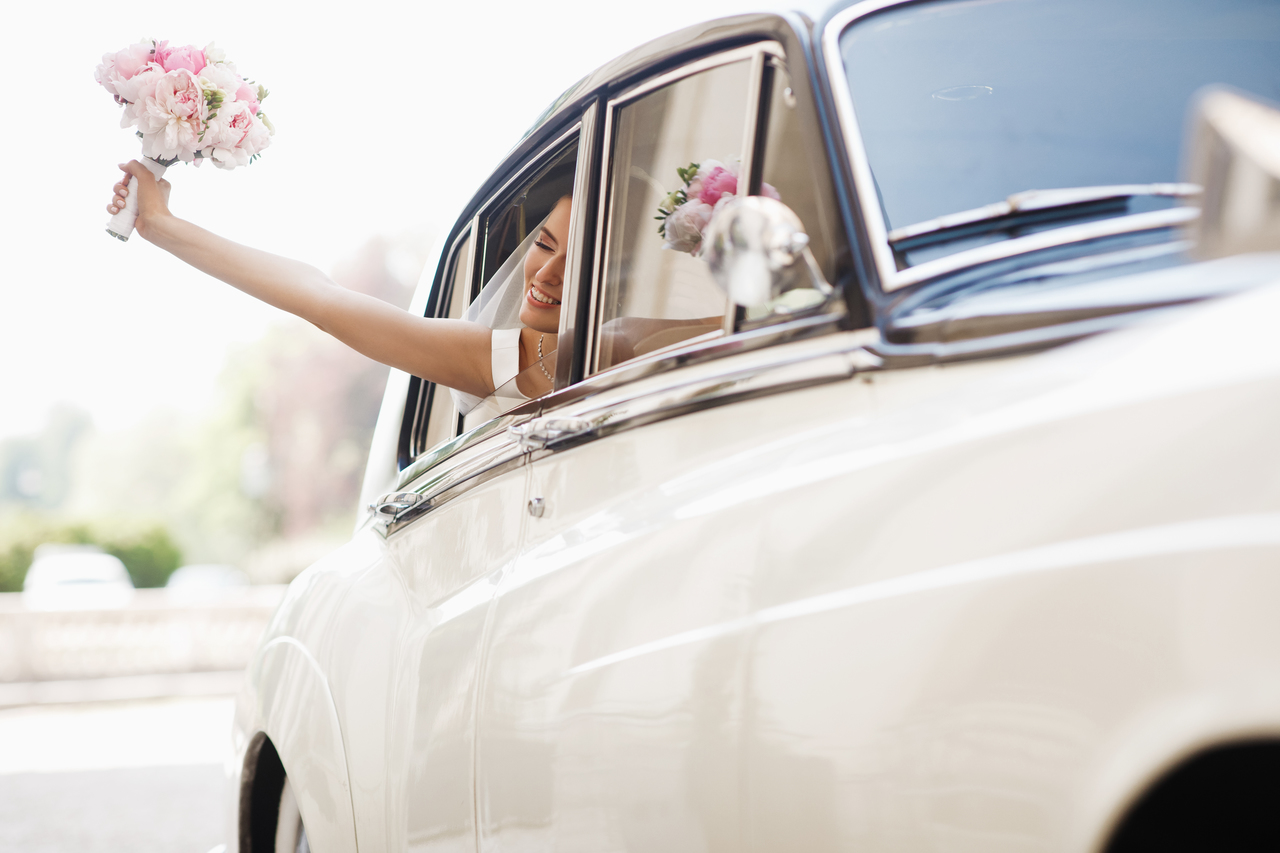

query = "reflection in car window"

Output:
[[840, 0, 1280, 236], [758, 64, 849, 291], [594, 59, 757, 373]]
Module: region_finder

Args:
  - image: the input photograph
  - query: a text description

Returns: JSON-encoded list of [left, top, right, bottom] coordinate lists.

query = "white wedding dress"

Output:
[[450, 221, 546, 433], [459, 328, 531, 432]]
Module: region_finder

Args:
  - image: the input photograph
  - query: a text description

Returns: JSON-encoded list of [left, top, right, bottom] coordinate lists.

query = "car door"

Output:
[[472, 41, 875, 853], [335, 122, 591, 852]]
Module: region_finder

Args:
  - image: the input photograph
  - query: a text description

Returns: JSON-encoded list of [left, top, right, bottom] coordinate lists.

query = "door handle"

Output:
[[369, 491, 425, 521], [509, 416, 592, 451]]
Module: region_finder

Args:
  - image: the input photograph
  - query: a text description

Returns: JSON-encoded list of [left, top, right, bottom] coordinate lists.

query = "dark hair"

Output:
[[523, 147, 576, 219], [478, 144, 577, 284]]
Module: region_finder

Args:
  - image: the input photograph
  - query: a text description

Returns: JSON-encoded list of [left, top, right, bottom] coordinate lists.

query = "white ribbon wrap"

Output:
[[106, 159, 168, 242]]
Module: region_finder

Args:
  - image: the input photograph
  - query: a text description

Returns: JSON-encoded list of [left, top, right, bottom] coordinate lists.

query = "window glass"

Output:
[[840, 0, 1280, 261], [416, 230, 474, 456], [595, 60, 756, 373], [758, 64, 848, 291]]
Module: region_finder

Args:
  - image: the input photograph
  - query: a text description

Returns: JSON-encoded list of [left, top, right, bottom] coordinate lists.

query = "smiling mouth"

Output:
[[528, 287, 561, 306]]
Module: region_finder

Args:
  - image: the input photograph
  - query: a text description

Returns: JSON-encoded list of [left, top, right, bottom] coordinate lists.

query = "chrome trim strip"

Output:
[[556, 102, 599, 390], [588, 102, 616, 376], [822, 1, 1196, 293], [822, 0, 910, 290], [461, 214, 480, 305], [726, 48, 769, 335], [385, 451, 529, 536], [547, 311, 852, 410], [891, 207, 1199, 290], [611, 42, 783, 108], [738, 49, 766, 205], [540, 329, 882, 448], [887, 183, 1203, 244]]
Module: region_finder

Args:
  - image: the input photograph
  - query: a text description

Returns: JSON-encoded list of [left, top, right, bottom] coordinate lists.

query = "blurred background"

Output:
[[0, 0, 750, 849]]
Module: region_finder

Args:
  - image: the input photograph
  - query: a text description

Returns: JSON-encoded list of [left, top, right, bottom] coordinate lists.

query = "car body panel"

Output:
[[389, 465, 530, 853], [475, 268, 1280, 852]]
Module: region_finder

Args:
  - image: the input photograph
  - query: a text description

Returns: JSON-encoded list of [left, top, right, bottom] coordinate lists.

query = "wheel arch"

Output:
[[1100, 739, 1280, 852], [238, 636, 359, 853]]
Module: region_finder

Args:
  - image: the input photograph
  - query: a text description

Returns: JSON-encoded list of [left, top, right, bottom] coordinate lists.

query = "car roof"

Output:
[[451, 3, 852, 243]]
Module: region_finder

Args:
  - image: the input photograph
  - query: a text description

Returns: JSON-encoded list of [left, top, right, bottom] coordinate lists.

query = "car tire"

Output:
[[274, 776, 310, 853]]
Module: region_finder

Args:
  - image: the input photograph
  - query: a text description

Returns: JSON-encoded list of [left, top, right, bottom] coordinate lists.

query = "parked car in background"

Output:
[[165, 563, 249, 604], [22, 544, 134, 611], [225, 2, 1280, 852]]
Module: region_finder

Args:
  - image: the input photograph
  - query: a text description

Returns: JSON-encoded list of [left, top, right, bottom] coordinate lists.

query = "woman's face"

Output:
[[519, 196, 573, 335]]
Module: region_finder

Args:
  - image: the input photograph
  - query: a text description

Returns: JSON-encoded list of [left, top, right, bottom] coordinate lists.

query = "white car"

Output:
[[22, 545, 135, 611], [226, 2, 1280, 852]]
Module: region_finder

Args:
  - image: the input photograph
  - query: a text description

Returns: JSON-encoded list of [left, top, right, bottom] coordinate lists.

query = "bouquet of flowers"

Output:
[[95, 38, 274, 240], [655, 160, 779, 255]]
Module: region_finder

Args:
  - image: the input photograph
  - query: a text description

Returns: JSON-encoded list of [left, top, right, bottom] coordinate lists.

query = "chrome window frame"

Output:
[[555, 102, 600, 389], [821, 0, 1199, 294], [587, 40, 786, 375], [407, 219, 478, 460]]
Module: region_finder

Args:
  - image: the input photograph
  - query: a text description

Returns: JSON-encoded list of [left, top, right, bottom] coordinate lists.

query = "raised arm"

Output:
[[110, 161, 495, 397]]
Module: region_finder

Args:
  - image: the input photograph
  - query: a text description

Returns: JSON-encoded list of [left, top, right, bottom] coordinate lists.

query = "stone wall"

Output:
[[0, 588, 286, 684]]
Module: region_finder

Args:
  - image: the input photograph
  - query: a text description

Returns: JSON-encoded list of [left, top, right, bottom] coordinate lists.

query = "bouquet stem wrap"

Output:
[[106, 158, 167, 242]]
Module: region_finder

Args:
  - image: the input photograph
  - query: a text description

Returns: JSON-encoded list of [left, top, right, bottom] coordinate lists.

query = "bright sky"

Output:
[[0, 0, 756, 440]]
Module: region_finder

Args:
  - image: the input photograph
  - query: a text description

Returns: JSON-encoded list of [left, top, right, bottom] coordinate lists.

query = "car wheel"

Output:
[[274, 775, 310, 853]]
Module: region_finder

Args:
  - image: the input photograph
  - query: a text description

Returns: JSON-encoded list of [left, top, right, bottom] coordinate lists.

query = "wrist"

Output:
[[138, 211, 178, 245]]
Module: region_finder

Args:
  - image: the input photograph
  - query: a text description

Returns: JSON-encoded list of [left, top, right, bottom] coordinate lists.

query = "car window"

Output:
[[457, 142, 578, 434], [748, 62, 850, 322], [414, 228, 475, 457], [403, 135, 582, 463], [838, 0, 1280, 263], [592, 56, 760, 374]]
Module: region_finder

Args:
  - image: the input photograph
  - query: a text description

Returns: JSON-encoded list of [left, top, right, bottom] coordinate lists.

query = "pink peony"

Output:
[[157, 43, 206, 75], [234, 81, 261, 113], [138, 70, 207, 162], [95, 40, 159, 101], [761, 182, 781, 201], [94, 53, 121, 97], [116, 66, 164, 127], [113, 40, 158, 79], [663, 200, 715, 254], [697, 165, 738, 206]]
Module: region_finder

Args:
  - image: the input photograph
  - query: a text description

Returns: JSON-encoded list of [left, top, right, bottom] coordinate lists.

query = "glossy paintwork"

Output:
[[231, 259, 1280, 852], [476, 376, 876, 851], [388, 463, 529, 853]]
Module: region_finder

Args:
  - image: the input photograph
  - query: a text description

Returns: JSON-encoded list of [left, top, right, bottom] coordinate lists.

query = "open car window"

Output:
[[403, 133, 582, 463], [412, 228, 475, 458], [457, 142, 578, 434]]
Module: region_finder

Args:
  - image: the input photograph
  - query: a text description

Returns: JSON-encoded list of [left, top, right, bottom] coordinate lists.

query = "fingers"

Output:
[[108, 172, 130, 215], [119, 160, 155, 187]]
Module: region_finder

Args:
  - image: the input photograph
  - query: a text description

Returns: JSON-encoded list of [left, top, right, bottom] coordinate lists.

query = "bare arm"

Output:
[[112, 161, 495, 398]]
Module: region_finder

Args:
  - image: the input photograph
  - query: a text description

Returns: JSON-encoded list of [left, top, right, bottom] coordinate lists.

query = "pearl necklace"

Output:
[[537, 334, 553, 381]]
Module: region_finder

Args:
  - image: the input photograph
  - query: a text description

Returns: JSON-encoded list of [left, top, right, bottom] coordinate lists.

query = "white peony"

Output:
[[662, 200, 714, 254], [137, 70, 207, 162]]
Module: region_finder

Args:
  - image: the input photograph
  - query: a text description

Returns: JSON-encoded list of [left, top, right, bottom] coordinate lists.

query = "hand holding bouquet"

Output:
[[96, 38, 274, 240]]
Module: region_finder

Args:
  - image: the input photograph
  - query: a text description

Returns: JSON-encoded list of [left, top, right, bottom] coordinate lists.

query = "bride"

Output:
[[106, 160, 568, 419]]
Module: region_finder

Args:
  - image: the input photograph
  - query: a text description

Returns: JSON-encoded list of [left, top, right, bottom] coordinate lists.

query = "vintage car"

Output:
[[224, 1, 1280, 851]]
